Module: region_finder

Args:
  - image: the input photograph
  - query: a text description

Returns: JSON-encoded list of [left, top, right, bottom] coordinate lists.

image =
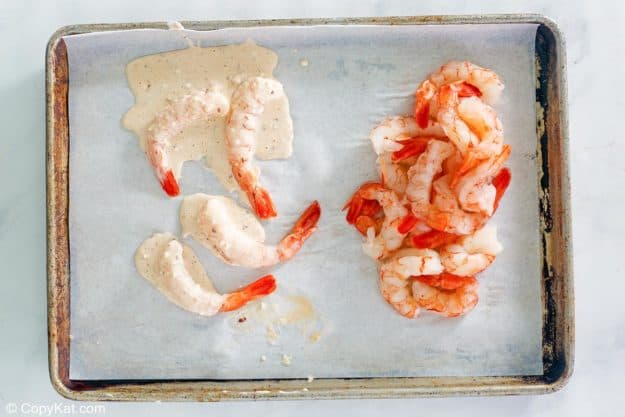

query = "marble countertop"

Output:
[[1, 1, 622, 416]]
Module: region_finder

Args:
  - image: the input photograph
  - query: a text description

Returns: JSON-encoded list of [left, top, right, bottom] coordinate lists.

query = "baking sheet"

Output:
[[65, 23, 542, 380]]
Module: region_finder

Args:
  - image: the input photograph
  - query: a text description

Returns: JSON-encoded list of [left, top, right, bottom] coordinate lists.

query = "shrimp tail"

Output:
[[342, 182, 382, 224], [278, 200, 321, 261], [492, 167, 511, 212], [457, 82, 483, 98], [414, 79, 436, 128], [413, 272, 475, 290], [450, 151, 482, 188], [219, 274, 276, 312], [397, 214, 420, 234], [292, 200, 321, 236], [160, 170, 180, 197], [391, 137, 432, 162], [355, 215, 380, 236], [249, 187, 277, 219], [343, 194, 364, 224], [414, 101, 430, 129], [411, 230, 459, 249]]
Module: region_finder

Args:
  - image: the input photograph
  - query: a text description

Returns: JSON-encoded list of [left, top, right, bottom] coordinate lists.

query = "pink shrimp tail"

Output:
[[456, 82, 483, 98], [160, 170, 180, 197], [413, 273, 476, 290], [391, 137, 432, 162], [414, 80, 436, 128], [342, 182, 383, 224], [450, 151, 482, 188], [411, 230, 459, 249], [220, 275, 276, 312], [278, 201, 321, 262], [492, 167, 512, 212], [355, 215, 379, 236], [414, 101, 430, 129], [249, 187, 277, 219], [397, 214, 420, 234]]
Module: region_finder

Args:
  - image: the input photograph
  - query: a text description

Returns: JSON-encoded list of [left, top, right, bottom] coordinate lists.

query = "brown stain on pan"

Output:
[[47, 37, 73, 392]]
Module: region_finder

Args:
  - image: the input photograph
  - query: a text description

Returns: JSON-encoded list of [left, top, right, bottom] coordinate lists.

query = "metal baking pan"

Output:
[[46, 14, 573, 401]]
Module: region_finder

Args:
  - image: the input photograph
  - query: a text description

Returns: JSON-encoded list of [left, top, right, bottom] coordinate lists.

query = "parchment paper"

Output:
[[65, 23, 542, 380]]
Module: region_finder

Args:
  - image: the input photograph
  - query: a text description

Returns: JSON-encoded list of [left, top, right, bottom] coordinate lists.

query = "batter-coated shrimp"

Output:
[[182, 194, 320, 268], [412, 274, 479, 317], [136, 234, 275, 316], [369, 116, 445, 156], [344, 183, 418, 259], [226, 77, 289, 219], [439, 224, 502, 276], [146, 87, 230, 197], [379, 248, 444, 318]]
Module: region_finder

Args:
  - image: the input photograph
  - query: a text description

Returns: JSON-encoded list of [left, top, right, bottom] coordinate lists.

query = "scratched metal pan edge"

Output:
[[46, 14, 572, 401]]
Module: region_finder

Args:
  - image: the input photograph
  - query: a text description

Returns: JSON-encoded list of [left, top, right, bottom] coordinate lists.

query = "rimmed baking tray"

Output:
[[46, 14, 572, 401]]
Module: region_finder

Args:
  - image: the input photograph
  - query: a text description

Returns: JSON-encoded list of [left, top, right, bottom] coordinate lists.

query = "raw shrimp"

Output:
[[182, 194, 321, 268], [414, 61, 504, 128], [440, 224, 502, 276], [226, 77, 289, 219], [343, 183, 418, 259], [368, 116, 445, 156], [136, 234, 276, 316], [412, 275, 479, 317], [146, 87, 230, 197], [454, 145, 511, 215], [379, 248, 444, 318]]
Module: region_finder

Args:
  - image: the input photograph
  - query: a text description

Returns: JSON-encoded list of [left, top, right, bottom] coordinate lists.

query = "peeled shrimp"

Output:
[[181, 194, 320, 268], [439, 224, 502, 276], [379, 248, 444, 318], [343, 183, 418, 259], [414, 61, 504, 128], [428, 173, 490, 235], [454, 145, 511, 215], [405, 139, 455, 218], [412, 274, 479, 317], [437, 82, 505, 166], [146, 86, 230, 197], [377, 152, 408, 195], [135, 234, 275, 316], [368, 115, 445, 156], [226, 77, 290, 219], [406, 142, 489, 235]]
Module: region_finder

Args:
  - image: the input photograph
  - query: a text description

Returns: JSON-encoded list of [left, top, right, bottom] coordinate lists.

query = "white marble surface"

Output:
[[0, 0, 622, 416]]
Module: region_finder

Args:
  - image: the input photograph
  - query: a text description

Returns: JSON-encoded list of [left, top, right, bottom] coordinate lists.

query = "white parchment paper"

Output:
[[65, 23, 542, 380]]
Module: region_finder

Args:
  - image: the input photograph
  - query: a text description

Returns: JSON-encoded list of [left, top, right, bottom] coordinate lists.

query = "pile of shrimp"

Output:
[[344, 61, 511, 319]]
